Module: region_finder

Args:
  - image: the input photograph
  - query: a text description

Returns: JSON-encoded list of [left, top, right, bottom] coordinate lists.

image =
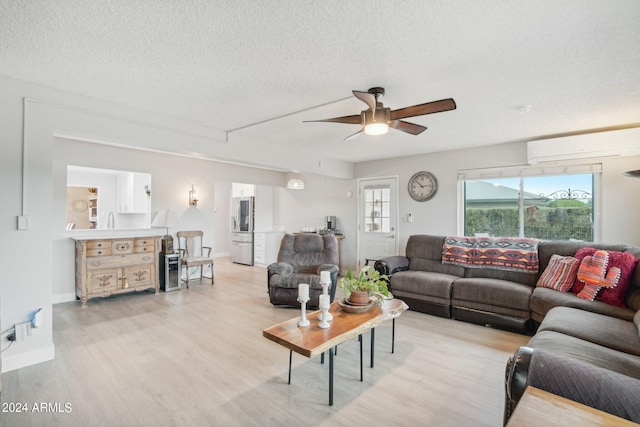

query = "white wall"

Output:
[[274, 174, 357, 271], [356, 142, 640, 252]]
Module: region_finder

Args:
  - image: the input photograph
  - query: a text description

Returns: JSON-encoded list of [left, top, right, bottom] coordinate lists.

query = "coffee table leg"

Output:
[[288, 350, 293, 385], [392, 318, 395, 354], [370, 327, 375, 368], [329, 347, 334, 406], [359, 334, 363, 381]]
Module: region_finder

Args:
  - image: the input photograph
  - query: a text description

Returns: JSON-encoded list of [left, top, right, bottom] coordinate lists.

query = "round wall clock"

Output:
[[408, 171, 438, 202]]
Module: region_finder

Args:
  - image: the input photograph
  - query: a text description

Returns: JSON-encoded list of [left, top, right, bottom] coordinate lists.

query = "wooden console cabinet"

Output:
[[74, 236, 160, 307]]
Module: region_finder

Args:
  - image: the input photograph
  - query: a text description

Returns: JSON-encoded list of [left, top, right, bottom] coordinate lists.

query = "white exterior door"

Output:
[[357, 177, 399, 269]]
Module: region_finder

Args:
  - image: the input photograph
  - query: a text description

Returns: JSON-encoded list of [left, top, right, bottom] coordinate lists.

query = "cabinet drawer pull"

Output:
[[91, 261, 101, 267], [143, 256, 151, 262], [115, 243, 131, 252]]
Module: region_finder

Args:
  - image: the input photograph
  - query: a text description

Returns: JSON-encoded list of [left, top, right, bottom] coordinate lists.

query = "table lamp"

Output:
[[151, 209, 179, 254]]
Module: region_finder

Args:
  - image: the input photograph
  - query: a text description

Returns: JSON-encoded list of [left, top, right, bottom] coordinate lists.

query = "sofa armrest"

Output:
[[267, 262, 293, 276], [504, 346, 640, 424], [504, 346, 534, 425], [374, 256, 409, 277]]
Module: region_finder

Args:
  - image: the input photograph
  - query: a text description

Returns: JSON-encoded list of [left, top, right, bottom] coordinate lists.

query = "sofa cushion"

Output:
[[572, 248, 638, 307], [463, 266, 538, 286], [390, 270, 457, 299], [452, 278, 532, 312], [537, 307, 640, 356], [530, 287, 636, 322], [527, 349, 640, 423], [409, 258, 465, 276], [269, 273, 324, 289], [406, 234, 448, 261], [536, 254, 579, 292], [527, 330, 640, 380]]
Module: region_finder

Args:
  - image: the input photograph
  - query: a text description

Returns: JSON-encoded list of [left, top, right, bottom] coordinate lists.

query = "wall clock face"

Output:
[[408, 171, 438, 202]]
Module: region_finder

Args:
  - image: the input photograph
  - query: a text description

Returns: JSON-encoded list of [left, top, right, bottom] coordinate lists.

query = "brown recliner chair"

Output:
[[267, 233, 339, 307]]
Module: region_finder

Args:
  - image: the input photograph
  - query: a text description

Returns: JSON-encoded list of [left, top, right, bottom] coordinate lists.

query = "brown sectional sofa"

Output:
[[375, 235, 640, 332], [504, 308, 640, 424], [374, 234, 640, 423]]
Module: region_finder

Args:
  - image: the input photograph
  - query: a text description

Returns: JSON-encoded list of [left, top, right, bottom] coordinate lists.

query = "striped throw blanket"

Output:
[[442, 236, 540, 273]]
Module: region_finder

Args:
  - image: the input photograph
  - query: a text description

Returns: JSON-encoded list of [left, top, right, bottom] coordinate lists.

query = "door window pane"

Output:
[[364, 186, 391, 233]]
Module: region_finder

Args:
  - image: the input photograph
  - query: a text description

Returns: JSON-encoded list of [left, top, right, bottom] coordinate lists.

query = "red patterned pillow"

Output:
[[536, 254, 579, 292], [572, 248, 638, 307]]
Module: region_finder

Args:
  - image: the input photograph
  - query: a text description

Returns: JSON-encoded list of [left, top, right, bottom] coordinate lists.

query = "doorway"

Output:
[[357, 176, 399, 269]]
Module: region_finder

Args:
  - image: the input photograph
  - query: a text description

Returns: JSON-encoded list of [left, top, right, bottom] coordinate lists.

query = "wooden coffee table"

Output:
[[506, 386, 639, 426], [262, 298, 408, 405]]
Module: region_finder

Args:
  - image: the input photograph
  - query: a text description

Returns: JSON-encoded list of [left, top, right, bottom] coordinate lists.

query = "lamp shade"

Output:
[[151, 209, 179, 229]]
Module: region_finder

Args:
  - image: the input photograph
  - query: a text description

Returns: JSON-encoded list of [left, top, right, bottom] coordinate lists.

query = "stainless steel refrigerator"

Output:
[[230, 196, 254, 265]]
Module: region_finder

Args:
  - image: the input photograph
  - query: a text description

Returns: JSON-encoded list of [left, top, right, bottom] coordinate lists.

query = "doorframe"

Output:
[[356, 175, 400, 269]]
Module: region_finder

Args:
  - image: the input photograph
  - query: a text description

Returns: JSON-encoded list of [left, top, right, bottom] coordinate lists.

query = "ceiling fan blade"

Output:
[[390, 98, 456, 120], [303, 114, 362, 125], [345, 128, 364, 141], [352, 90, 377, 113], [389, 120, 427, 135]]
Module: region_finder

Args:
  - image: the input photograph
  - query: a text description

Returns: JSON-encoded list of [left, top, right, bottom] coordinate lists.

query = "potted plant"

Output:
[[340, 266, 390, 305]]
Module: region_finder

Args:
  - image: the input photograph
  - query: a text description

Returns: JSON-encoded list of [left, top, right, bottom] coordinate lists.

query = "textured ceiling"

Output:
[[1, 1, 639, 164]]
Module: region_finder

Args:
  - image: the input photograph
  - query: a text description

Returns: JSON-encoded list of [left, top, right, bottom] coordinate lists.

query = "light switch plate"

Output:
[[17, 215, 30, 230]]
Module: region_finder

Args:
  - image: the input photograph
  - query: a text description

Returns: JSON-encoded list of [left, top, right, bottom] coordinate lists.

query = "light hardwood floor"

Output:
[[1, 258, 529, 426]]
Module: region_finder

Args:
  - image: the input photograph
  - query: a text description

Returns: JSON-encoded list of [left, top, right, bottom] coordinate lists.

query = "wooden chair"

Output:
[[176, 231, 214, 287]]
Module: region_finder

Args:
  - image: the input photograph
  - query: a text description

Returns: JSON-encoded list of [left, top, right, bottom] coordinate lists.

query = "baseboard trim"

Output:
[[1, 343, 56, 373], [52, 292, 77, 304]]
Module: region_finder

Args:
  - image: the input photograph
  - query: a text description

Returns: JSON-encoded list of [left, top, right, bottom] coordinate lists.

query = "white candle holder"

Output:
[[297, 296, 310, 327], [317, 283, 333, 321], [318, 307, 330, 329]]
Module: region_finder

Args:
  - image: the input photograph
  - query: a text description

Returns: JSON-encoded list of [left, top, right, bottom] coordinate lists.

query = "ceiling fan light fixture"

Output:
[[364, 122, 389, 135]]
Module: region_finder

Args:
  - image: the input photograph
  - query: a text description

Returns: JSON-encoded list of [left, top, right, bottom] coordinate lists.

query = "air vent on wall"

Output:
[[527, 128, 640, 164]]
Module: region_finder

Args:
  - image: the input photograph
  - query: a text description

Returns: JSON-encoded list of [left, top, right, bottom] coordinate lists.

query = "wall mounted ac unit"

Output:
[[527, 128, 640, 164]]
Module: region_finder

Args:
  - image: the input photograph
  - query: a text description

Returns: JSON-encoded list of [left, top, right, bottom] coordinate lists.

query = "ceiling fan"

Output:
[[304, 87, 456, 140]]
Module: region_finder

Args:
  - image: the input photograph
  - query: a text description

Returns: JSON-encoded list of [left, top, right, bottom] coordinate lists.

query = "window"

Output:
[[459, 164, 600, 241], [363, 184, 391, 233]]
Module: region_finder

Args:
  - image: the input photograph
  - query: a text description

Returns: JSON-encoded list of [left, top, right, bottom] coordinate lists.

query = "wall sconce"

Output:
[[189, 185, 199, 206]]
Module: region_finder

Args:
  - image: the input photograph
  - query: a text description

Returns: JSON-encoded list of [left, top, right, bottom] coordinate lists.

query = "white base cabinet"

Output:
[[254, 232, 285, 267]]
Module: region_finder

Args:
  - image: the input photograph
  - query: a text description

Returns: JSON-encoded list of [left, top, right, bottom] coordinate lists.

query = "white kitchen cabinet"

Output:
[[117, 172, 150, 213]]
